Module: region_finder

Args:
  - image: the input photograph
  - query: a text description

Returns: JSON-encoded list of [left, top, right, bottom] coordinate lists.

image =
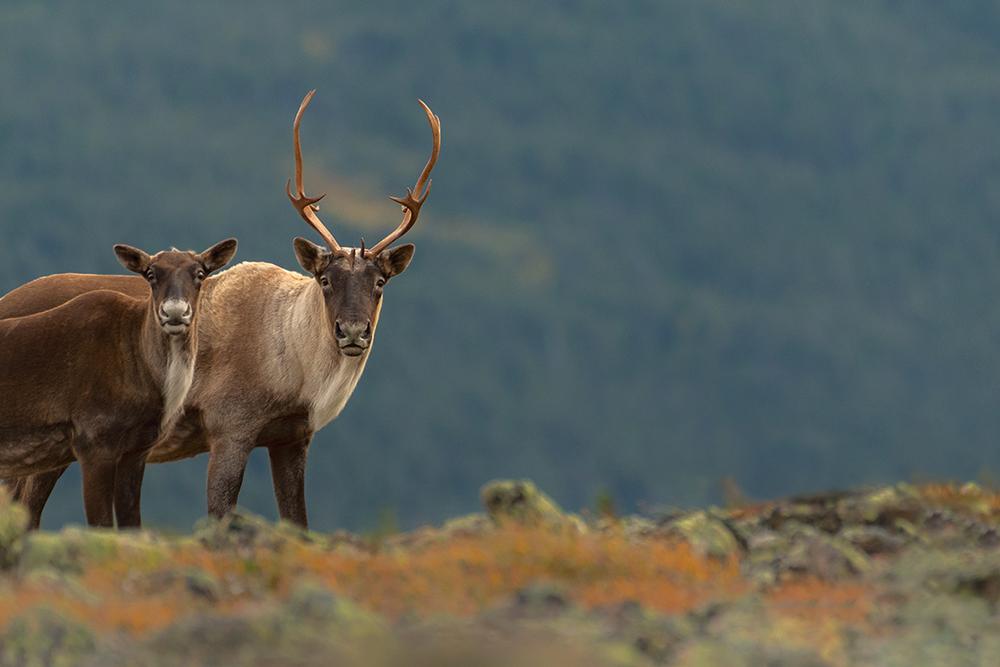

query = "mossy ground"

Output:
[[0, 481, 997, 666]]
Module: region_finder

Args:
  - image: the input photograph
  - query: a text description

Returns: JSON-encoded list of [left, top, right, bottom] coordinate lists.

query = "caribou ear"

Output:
[[293, 237, 331, 275], [114, 244, 152, 274], [199, 238, 239, 274], [378, 244, 415, 278]]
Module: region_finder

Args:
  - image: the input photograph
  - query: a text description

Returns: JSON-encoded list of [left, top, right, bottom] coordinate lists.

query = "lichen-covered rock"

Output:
[[283, 582, 388, 640], [672, 636, 831, 667], [835, 484, 925, 527], [18, 527, 134, 574], [17, 526, 165, 577], [662, 511, 745, 559], [92, 585, 390, 667], [854, 593, 1000, 666], [439, 512, 493, 537], [887, 548, 1000, 605], [616, 516, 658, 540], [839, 525, 910, 555], [0, 608, 96, 667], [194, 509, 315, 552], [687, 598, 840, 666], [600, 600, 701, 663], [921, 509, 1000, 549], [480, 479, 586, 531], [509, 582, 573, 617], [746, 523, 869, 585], [763, 499, 844, 534], [385, 513, 495, 551]]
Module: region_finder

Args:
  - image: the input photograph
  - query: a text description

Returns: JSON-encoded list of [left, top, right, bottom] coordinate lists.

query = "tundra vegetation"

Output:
[[0, 480, 997, 665]]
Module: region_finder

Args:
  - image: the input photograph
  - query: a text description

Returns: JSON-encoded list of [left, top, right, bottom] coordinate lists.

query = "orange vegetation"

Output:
[[288, 525, 745, 617], [766, 579, 875, 626], [919, 482, 1000, 517], [760, 579, 880, 664], [0, 525, 750, 635]]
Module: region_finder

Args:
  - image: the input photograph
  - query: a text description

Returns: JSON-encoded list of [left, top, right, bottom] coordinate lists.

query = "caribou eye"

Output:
[[375, 278, 386, 289], [145, 269, 156, 282], [320, 275, 331, 288], [196, 269, 206, 280]]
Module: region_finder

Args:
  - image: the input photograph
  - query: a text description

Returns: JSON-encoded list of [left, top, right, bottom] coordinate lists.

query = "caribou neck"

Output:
[[287, 279, 374, 429], [139, 299, 196, 430]]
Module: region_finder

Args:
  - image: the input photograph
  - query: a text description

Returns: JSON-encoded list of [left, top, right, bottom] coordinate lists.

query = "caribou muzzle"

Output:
[[158, 299, 193, 335], [335, 319, 371, 356]]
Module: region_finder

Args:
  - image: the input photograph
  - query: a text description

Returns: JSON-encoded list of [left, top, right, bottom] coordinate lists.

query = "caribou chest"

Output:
[[306, 356, 367, 430]]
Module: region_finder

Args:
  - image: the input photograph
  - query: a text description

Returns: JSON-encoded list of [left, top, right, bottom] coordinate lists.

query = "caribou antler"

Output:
[[285, 90, 341, 252], [366, 99, 441, 257]]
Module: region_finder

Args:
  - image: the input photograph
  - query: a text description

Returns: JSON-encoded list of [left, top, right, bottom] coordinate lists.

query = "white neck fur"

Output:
[[161, 336, 195, 431]]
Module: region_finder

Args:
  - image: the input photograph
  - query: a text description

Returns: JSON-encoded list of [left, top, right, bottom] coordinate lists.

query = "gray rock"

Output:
[[662, 511, 745, 559], [747, 523, 870, 584], [0, 608, 96, 667], [839, 525, 909, 556], [480, 479, 585, 531]]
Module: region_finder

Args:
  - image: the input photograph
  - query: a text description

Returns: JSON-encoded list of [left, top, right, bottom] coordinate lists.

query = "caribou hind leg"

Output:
[[18, 467, 67, 529], [3, 477, 26, 503], [0, 426, 74, 527]]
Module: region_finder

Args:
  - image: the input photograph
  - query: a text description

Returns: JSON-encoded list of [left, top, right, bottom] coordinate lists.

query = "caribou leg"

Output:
[[113, 451, 148, 528], [80, 457, 117, 528], [268, 437, 311, 528], [206, 439, 252, 519], [19, 467, 67, 529], [3, 477, 26, 503]]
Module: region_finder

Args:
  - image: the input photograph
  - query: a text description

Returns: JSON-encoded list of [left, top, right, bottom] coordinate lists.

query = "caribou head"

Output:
[[113, 239, 239, 336], [285, 90, 441, 357]]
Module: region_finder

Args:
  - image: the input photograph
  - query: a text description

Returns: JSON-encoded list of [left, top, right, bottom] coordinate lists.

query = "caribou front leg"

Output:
[[206, 439, 253, 519], [79, 457, 117, 528], [268, 437, 311, 528]]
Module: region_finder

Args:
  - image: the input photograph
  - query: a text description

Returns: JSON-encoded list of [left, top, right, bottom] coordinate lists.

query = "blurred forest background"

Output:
[[3, 1, 1000, 530]]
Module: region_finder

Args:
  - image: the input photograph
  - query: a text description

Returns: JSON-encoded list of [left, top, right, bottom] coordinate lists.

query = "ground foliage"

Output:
[[0, 480, 998, 665]]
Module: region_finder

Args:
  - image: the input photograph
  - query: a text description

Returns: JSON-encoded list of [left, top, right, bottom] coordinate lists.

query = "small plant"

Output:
[[366, 506, 400, 547], [593, 487, 617, 519], [720, 476, 748, 509]]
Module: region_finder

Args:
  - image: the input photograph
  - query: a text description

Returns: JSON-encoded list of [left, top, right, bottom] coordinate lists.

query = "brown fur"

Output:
[[0, 241, 236, 527]]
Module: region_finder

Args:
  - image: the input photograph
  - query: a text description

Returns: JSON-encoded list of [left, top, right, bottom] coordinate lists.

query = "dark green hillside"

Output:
[[2, 1, 1000, 529]]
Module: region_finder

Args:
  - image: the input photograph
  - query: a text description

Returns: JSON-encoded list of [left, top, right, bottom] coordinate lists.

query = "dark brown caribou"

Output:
[[1, 91, 440, 528], [0, 240, 237, 527]]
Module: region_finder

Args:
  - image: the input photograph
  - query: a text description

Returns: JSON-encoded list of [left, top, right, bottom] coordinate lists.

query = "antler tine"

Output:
[[367, 99, 442, 257], [285, 89, 341, 252]]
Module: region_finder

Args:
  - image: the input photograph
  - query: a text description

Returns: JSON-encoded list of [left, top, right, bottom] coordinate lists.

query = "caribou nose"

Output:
[[335, 320, 371, 344], [159, 299, 192, 325]]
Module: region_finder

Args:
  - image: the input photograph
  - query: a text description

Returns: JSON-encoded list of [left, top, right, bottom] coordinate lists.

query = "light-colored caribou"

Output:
[[0, 240, 238, 527], [0, 91, 440, 528]]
